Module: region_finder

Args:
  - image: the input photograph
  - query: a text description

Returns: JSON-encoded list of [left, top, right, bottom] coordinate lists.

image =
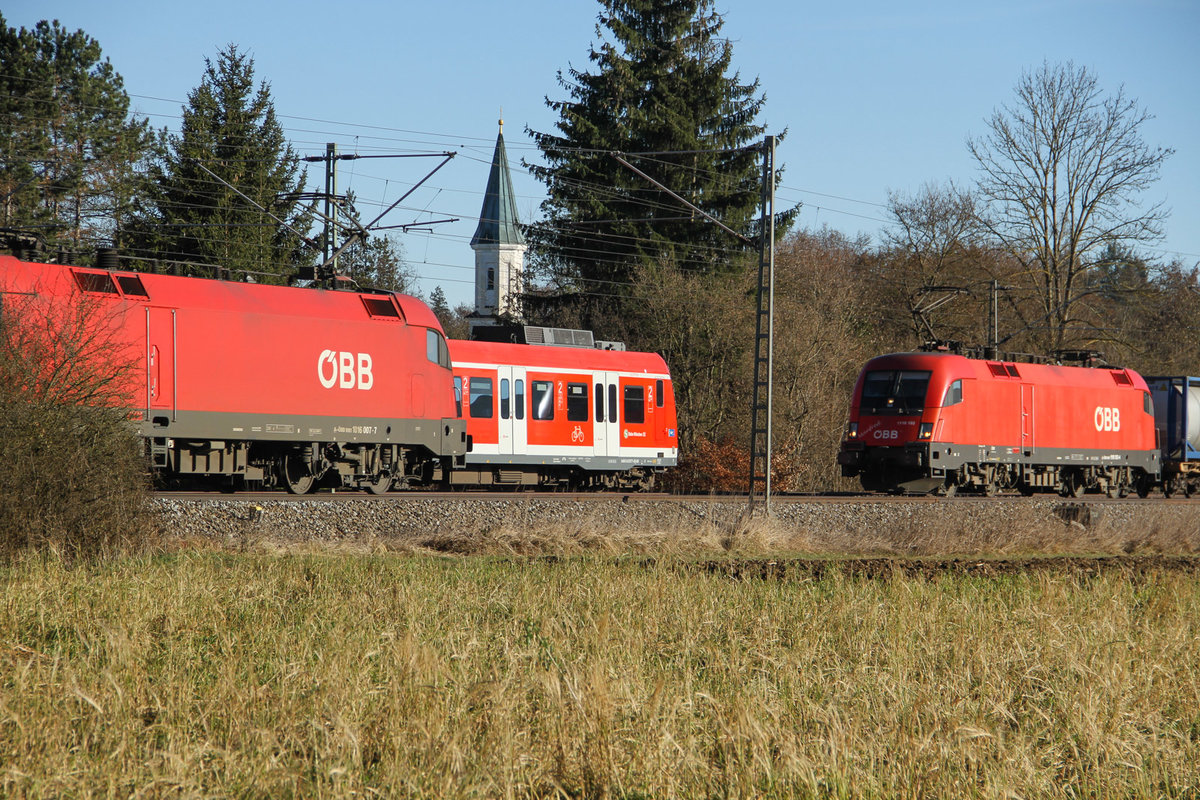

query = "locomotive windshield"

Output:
[[861, 370, 931, 415]]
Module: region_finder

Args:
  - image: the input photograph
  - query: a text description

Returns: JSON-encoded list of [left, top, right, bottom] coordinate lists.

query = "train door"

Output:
[[497, 365, 528, 457], [1020, 383, 1034, 451], [594, 371, 620, 460], [146, 306, 176, 423]]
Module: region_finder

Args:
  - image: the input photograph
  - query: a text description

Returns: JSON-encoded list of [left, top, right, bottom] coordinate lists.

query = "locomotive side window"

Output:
[[1144, 391, 1152, 414], [500, 379, 510, 420], [426, 329, 450, 368], [861, 370, 931, 414], [453, 377, 463, 417], [515, 380, 525, 420], [943, 379, 963, 407], [656, 379, 665, 408], [469, 377, 494, 419], [567, 383, 589, 422], [624, 385, 645, 424], [532, 381, 554, 420]]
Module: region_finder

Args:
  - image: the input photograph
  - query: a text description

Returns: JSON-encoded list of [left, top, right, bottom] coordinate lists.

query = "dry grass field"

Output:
[[2, 542, 1198, 798]]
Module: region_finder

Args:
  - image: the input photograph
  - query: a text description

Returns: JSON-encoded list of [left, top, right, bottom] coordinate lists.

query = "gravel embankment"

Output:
[[152, 495, 1200, 557]]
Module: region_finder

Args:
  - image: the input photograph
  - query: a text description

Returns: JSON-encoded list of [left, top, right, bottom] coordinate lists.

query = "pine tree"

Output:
[[0, 14, 151, 254], [128, 44, 314, 281], [526, 0, 793, 330]]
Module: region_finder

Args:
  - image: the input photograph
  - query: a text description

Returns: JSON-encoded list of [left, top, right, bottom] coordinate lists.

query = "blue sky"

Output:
[[7, 0, 1198, 306]]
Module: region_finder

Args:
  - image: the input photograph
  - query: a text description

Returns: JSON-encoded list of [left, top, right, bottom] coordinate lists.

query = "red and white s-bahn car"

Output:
[[447, 339, 678, 490], [0, 256, 467, 492], [837, 351, 1160, 496]]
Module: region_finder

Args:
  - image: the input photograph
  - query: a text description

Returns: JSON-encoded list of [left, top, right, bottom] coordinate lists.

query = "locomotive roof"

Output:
[[1, 256, 444, 333], [862, 350, 1148, 391]]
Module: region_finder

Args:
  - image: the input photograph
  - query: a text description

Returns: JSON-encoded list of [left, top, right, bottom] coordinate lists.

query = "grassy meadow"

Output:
[[1, 549, 1198, 798]]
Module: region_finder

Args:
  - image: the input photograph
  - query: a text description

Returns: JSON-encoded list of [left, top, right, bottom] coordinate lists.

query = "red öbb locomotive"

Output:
[[837, 351, 1160, 497], [1, 256, 467, 492]]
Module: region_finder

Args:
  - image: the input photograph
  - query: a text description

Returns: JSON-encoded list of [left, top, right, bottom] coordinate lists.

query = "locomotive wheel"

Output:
[[282, 455, 317, 495], [1135, 476, 1152, 499], [365, 473, 393, 495], [1060, 470, 1085, 498]]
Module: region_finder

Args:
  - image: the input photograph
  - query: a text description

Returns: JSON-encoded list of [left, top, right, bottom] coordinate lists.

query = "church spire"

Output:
[[469, 119, 528, 332], [471, 119, 526, 247]]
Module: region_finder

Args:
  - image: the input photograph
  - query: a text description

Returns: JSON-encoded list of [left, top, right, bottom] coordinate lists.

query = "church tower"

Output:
[[469, 119, 527, 337]]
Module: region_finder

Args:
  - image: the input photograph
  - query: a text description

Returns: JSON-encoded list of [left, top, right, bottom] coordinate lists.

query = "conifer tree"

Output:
[[128, 44, 314, 281], [0, 14, 151, 254], [526, 0, 793, 330]]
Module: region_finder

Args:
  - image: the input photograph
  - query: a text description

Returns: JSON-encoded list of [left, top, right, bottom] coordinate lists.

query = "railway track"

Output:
[[152, 489, 1200, 505]]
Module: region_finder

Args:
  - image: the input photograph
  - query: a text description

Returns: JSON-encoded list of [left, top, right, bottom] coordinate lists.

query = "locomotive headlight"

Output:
[[918, 423, 933, 440], [847, 422, 858, 439]]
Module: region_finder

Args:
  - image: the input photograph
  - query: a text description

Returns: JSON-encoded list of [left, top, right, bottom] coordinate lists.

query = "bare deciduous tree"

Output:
[[882, 182, 985, 344], [968, 61, 1173, 352]]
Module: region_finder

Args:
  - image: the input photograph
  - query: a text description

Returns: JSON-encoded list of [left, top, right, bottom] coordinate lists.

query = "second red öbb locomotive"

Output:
[[837, 351, 1160, 497]]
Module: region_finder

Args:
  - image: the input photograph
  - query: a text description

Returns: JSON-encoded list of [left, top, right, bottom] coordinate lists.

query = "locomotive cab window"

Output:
[[624, 385, 645, 424], [567, 383, 589, 422], [943, 379, 963, 407], [469, 377, 494, 419], [532, 381, 554, 420], [861, 370, 931, 415]]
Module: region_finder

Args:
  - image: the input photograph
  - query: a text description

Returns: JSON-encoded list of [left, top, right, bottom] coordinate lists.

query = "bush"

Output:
[[0, 283, 151, 560], [0, 397, 151, 560]]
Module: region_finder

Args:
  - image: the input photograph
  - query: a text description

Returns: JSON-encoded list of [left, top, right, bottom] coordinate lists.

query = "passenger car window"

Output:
[[515, 380, 525, 420], [500, 378, 510, 420], [469, 377, 494, 419], [623, 385, 645, 424], [532, 381, 554, 420], [567, 383, 589, 422]]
